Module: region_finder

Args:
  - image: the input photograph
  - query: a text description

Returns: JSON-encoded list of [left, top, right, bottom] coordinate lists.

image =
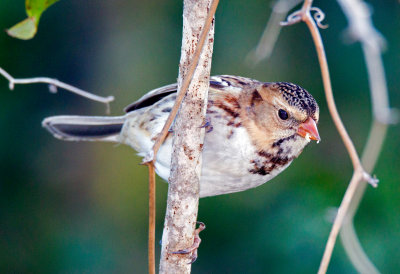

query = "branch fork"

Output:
[[280, 1, 379, 273], [0, 67, 114, 112]]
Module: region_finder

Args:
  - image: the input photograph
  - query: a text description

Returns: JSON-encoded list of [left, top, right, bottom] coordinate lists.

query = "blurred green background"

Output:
[[0, 0, 399, 273]]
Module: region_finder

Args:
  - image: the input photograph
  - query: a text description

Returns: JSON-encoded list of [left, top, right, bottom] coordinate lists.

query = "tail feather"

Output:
[[42, 115, 125, 142]]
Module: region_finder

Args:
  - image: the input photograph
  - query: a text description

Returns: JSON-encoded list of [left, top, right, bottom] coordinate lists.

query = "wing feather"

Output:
[[124, 75, 261, 113], [124, 83, 178, 113]]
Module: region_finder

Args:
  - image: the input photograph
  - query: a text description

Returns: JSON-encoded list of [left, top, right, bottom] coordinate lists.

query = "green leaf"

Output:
[[6, 17, 37, 40], [25, 0, 59, 19], [6, 0, 59, 40]]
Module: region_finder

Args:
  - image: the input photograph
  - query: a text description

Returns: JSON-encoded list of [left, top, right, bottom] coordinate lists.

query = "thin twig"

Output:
[[245, 0, 302, 66], [337, 0, 397, 273], [282, 1, 378, 273], [0, 67, 114, 113], [145, 0, 219, 272], [302, 8, 362, 171], [145, 162, 156, 274]]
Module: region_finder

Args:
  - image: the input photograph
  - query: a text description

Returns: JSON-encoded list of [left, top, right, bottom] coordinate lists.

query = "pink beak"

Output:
[[297, 117, 320, 141]]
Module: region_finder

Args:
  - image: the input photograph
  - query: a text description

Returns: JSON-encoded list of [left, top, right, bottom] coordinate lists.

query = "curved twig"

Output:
[[282, 1, 378, 273], [337, 0, 397, 273], [0, 67, 114, 113]]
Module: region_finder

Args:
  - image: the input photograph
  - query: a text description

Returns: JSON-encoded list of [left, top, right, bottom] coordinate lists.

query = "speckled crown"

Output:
[[266, 82, 319, 118]]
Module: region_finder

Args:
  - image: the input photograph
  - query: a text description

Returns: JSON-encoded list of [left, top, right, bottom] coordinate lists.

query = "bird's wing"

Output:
[[124, 83, 178, 113], [209, 75, 259, 91], [124, 75, 260, 113]]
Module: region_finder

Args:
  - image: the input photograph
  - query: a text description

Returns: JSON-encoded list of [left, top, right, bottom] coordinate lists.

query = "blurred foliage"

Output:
[[0, 0, 399, 273], [7, 0, 59, 40]]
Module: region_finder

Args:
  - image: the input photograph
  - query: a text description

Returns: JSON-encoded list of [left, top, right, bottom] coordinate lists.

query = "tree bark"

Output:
[[159, 0, 215, 273]]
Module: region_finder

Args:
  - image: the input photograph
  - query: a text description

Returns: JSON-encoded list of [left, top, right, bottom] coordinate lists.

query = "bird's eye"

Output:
[[278, 109, 289, 120]]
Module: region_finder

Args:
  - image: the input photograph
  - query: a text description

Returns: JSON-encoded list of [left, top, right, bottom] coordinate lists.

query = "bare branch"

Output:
[[0, 67, 114, 112], [245, 0, 302, 65], [141, 0, 218, 272], [146, 162, 156, 274], [337, 0, 397, 273], [284, 1, 364, 173], [158, 0, 217, 272], [143, 0, 218, 165], [282, 1, 381, 273], [145, 0, 218, 270]]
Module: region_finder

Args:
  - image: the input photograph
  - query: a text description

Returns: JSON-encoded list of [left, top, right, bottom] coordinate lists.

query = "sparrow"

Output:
[[42, 75, 320, 197]]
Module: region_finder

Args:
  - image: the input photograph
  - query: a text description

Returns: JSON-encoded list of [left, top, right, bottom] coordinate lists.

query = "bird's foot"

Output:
[[200, 117, 213, 133], [171, 222, 206, 264]]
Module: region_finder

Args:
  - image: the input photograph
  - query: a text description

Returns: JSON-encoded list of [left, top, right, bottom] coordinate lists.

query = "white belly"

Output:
[[132, 114, 291, 198], [119, 101, 294, 198], [198, 118, 291, 197]]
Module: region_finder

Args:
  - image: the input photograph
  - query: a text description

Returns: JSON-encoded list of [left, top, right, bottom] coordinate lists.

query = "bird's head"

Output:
[[241, 82, 320, 155]]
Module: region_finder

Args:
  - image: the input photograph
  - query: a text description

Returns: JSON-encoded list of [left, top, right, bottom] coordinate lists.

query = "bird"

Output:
[[42, 75, 320, 198]]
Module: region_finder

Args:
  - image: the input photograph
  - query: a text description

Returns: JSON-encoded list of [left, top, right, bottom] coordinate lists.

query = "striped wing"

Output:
[[124, 75, 261, 113]]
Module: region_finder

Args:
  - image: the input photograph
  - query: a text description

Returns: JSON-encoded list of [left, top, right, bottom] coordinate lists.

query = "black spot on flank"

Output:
[[272, 139, 284, 147], [258, 150, 273, 159], [270, 156, 290, 166], [162, 107, 172, 113], [249, 167, 269, 176]]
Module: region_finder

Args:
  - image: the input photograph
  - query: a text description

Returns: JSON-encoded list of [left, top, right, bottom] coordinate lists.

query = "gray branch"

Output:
[[0, 67, 114, 112], [158, 0, 215, 273]]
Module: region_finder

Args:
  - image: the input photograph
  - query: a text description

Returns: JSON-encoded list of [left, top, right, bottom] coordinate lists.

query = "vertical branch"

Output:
[[147, 163, 156, 274], [146, 1, 218, 273], [158, 0, 216, 273]]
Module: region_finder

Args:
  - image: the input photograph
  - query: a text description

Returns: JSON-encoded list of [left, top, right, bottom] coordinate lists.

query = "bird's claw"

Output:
[[171, 222, 206, 264], [200, 117, 213, 133], [141, 150, 154, 164]]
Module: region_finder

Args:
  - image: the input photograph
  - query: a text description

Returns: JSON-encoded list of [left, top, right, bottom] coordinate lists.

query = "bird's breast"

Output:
[[198, 104, 294, 197]]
